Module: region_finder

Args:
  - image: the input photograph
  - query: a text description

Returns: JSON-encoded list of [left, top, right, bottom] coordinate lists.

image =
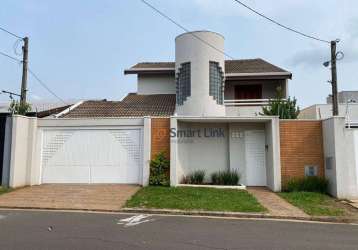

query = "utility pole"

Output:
[[20, 37, 29, 106], [330, 40, 338, 116]]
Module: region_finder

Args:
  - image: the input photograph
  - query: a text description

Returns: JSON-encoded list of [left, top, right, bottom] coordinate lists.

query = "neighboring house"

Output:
[[326, 91, 358, 104], [300, 91, 358, 126], [0, 101, 73, 118], [3, 31, 357, 199]]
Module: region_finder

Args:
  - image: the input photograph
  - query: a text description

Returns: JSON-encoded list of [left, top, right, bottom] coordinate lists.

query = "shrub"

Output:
[[149, 152, 170, 186], [284, 176, 329, 193], [260, 87, 300, 119], [8, 100, 31, 115], [211, 170, 240, 185], [181, 170, 206, 184]]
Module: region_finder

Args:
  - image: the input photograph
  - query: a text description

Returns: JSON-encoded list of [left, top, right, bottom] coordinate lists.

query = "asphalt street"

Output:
[[0, 209, 357, 250]]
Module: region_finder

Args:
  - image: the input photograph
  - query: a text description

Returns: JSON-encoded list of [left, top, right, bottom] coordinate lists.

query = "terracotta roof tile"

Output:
[[225, 59, 289, 74], [126, 59, 289, 74], [61, 94, 175, 118], [130, 62, 175, 69]]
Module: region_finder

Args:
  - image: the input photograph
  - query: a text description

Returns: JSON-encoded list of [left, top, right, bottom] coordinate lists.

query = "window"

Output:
[[305, 165, 318, 177], [234, 85, 262, 99], [209, 61, 224, 104], [176, 62, 191, 105]]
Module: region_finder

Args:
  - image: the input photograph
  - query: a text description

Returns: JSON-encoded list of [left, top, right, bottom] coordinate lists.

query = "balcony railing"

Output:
[[224, 99, 270, 106], [224, 99, 286, 106]]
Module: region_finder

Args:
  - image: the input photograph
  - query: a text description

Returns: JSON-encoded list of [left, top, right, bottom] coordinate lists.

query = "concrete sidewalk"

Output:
[[0, 184, 140, 211], [247, 187, 309, 218], [350, 200, 358, 209]]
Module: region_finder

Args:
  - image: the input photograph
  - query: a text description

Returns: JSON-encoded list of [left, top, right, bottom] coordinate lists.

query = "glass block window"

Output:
[[209, 61, 224, 104], [176, 62, 191, 105]]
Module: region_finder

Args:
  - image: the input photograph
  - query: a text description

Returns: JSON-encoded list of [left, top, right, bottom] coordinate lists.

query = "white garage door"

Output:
[[41, 128, 143, 184]]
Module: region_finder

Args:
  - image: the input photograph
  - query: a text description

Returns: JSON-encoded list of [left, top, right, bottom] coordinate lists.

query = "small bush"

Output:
[[284, 176, 329, 193], [211, 170, 240, 185], [8, 100, 31, 115], [181, 170, 206, 184], [149, 152, 170, 186]]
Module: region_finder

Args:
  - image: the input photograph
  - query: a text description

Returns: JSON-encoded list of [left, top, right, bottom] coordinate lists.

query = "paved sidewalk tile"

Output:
[[0, 184, 140, 211], [350, 200, 358, 209], [247, 187, 309, 218]]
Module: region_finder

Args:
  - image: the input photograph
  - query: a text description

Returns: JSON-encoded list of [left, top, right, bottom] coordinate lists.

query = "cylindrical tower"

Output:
[[175, 31, 226, 116]]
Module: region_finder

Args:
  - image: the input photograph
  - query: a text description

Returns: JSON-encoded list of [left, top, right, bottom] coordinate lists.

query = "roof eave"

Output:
[[124, 68, 175, 75], [225, 72, 292, 80]]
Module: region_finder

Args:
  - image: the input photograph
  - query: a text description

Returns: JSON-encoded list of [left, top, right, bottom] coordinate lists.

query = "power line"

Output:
[[140, 0, 235, 59], [0, 26, 23, 39], [28, 68, 68, 105], [0, 51, 22, 63], [28, 70, 67, 106], [0, 50, 68, 105], [232, 0, 330, 44]]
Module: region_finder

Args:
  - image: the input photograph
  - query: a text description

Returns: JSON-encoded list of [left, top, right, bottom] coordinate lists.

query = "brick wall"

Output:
[[280, 120, 325, 186], [151, 118, 171, 160]]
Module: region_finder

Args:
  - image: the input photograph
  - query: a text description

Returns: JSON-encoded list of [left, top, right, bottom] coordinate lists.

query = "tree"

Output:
[[261, 87, 300, 119], [8, 100, 32, 115]]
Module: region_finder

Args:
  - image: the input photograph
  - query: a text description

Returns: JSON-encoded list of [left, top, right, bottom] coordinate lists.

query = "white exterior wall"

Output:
[[175, 31, 225, 116], [322, 117, 358, 199], [265, 117, 281, 191], [225, 106, 263, 117], [142, 117, 151, 186], [137, 74, 176, 95], [298, 105, 318, 119], [299, 104, 358, 121], [177, 122, 229, 183], [8, 116, 38, 188], [7, 117, 151, 188], [170, 116, 281, 191]]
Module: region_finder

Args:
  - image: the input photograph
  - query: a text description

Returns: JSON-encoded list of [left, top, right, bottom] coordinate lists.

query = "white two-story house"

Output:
[[56, 31, 291, 190], [8, 30, 357, 199]]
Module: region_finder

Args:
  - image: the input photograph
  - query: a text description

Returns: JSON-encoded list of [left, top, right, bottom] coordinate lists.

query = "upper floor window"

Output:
[[176, 62, 191, 105], [209, 61, 224, 105], [234, 84, 262, 99]]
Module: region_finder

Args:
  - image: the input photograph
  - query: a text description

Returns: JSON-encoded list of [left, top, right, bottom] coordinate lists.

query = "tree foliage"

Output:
[[8, 100, 32, 115], [261, 87, 300, 119]]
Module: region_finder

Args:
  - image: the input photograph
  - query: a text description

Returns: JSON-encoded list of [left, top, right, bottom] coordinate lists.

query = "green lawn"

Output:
[[126, 186, 266, 213], [279, 192, 345, 216], [0, 187, 11, 195]]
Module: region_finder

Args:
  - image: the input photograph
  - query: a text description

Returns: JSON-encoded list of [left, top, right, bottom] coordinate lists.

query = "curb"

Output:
[[0, 206, 355, 224], [122, 208, 355, 224]]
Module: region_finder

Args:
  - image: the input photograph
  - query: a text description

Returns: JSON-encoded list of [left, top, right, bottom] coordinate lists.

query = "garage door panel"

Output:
[[41, 128, 143, 184], [42, 166, 89, 183], [90, 166, 138, 184]]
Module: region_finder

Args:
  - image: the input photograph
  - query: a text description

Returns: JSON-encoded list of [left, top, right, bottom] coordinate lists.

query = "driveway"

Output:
[[0, 184, 140, 211]]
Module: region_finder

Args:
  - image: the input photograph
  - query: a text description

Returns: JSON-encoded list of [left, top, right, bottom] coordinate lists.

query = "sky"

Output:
[[0, 0, 357, 108]]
